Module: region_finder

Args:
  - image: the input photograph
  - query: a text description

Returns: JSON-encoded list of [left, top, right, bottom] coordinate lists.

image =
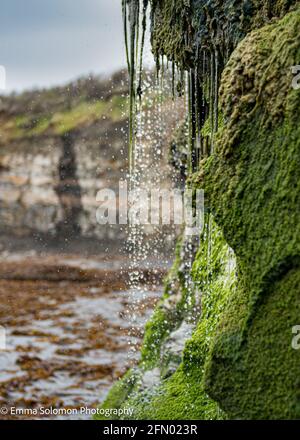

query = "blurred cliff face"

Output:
[[0, 71, 130, 253], [0, 70, 182, 254]]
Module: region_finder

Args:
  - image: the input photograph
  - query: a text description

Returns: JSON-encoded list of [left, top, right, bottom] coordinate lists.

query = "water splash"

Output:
[[122, 0, 225, 361], [123, 0, 187, 363]]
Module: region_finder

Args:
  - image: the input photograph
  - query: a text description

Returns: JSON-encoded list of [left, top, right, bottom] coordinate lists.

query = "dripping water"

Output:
[[122, 0, 225, 358], [122, 0, 185, 363]]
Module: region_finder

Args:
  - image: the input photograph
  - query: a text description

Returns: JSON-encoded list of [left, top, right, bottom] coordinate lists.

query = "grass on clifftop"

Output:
[[0, 94, 128, 142]]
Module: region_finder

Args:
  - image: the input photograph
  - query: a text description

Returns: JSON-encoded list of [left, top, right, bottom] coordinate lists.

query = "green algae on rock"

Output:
[[97, 218, 236, 420], [202, 8, 300, 419]]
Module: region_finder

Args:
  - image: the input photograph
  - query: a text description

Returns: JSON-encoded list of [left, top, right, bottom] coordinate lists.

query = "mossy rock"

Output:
[[150, 0, 299, 69], [98, 218, 235, 420], [98, 3, 300, 420], [201, 8, 300, 418]]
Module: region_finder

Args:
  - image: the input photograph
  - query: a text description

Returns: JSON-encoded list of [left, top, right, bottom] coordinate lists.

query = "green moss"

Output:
[[122, 367, 223, 420], [200, 9, 300, 418], [205, 266, 300, 419], [150, 0, 194, 68], [150, 0, 298, 69], [125, 219, 234, 420], [141, 306, 176, 367], [99, 219, 235, 420], [94, 369, 141, 420]]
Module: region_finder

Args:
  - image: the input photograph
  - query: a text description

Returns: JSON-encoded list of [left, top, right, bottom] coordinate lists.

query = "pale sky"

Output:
[[0, 0, 126, 93]]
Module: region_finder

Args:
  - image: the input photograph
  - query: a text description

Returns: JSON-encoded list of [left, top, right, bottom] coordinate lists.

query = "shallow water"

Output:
[[0, 257, 162, 419]]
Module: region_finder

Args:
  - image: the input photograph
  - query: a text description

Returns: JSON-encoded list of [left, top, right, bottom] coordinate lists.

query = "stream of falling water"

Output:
[[124, 4, 183, 362], [123, 0, 222, 360]]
